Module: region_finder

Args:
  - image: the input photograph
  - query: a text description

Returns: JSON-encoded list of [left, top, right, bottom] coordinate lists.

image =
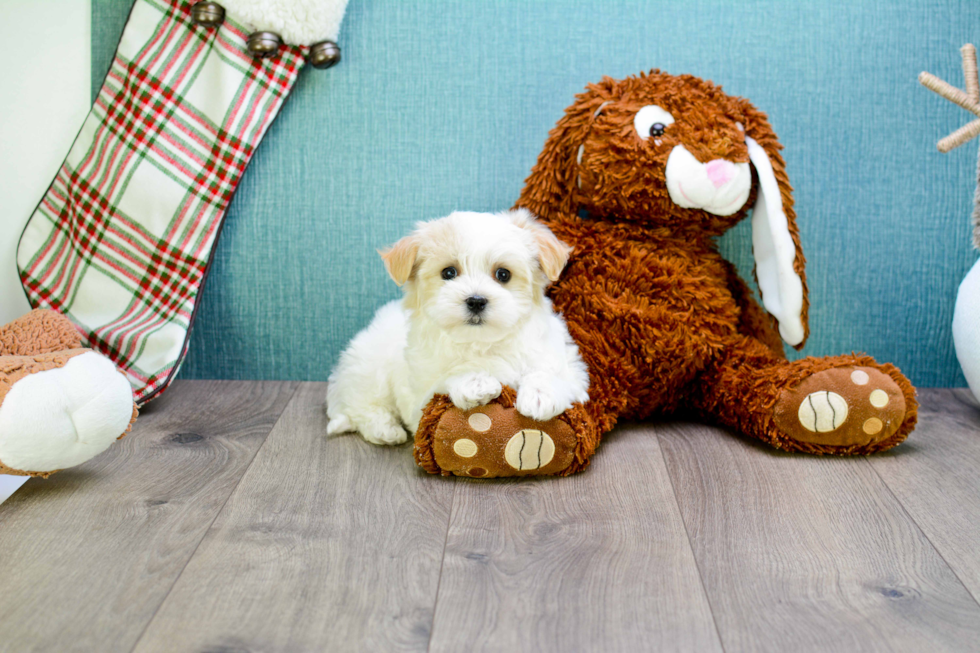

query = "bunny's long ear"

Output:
[[516, 78, 618, 220], [739, 100, 810, 349]]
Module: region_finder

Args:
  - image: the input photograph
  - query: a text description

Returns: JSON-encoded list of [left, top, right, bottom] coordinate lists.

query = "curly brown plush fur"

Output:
[[415, 71, 917, 477], [0, 309, 83, 356]]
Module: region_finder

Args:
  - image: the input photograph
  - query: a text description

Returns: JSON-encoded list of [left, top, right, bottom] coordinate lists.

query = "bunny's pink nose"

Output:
[[705, 160, 736, 188]]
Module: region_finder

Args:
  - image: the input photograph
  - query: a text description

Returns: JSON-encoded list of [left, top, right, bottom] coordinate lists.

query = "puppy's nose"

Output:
[[465, 296, 488, 313], [705, 159, 736, 188]]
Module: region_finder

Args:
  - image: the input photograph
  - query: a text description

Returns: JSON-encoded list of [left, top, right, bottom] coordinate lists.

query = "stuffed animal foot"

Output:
[[414, 387, 597, 478], [774, 366, 909, 452], [0, 350, 137, 477]]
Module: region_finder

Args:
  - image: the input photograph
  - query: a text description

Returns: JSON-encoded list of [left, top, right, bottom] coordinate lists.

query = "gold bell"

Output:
[[190, 1, 224, 27], [247, 31, 282, 57], [309, 41, 341, 70]]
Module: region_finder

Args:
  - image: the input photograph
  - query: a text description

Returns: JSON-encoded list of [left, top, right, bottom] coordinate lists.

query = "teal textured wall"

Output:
[[92, 0, 980, 387]]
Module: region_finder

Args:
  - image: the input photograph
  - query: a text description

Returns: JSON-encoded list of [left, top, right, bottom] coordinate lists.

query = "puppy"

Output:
[[326, 209, 590, 445]]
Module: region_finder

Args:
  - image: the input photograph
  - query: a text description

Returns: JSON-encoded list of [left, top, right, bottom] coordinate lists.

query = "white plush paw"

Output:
[[0, 352, 133, 473], [448, 373, 502, 411], [516, 383, 567, 422]]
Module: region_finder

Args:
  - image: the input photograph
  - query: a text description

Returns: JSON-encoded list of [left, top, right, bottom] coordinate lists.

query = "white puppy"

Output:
[[326, 209, 590, 445]]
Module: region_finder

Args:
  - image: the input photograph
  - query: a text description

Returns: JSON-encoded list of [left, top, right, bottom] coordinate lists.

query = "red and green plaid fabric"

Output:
[[17, 0, 308, 404]]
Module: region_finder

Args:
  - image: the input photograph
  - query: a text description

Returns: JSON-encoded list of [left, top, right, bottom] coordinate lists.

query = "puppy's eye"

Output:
[[441, 267, 457, 280], [494, 268, 511, 283], [634, 105, 675, 140]]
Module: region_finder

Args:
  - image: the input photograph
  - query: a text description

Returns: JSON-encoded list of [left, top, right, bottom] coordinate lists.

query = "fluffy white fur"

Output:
[[221, 0, 349, 45], [326, 210, 590, 445]]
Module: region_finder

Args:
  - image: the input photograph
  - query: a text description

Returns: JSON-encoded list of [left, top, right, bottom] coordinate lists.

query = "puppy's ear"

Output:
[[378, 235, 420, 286], [508, 208, 573, 282], [737, 97, 810, 349]]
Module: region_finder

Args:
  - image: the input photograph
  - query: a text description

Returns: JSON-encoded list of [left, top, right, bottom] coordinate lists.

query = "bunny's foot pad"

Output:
[[774, 366, 909, 452], [415, 390, 578, 478]]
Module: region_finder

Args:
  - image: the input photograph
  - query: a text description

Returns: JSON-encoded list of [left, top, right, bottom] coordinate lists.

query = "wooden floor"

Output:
[[1, 383, 980, 652]]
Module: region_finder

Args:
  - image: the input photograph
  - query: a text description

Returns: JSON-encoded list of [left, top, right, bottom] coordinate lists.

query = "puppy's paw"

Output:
[[326, 414, 354, 435], [361, 424, 409, 446], [356, 412, 409, 445], [448, 373, 502, 410], [516, 375, 569, 422]]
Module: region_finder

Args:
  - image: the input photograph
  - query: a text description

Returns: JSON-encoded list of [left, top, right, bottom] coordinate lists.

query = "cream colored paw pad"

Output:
[[869, 389, 890, 408], [453, 438, 478, 458], [797, 391, 848, 433], [850, 370, 870, 385], [863, 417, 883, 435], [504, 429, 555, 470], [467, 413, 492, 432]]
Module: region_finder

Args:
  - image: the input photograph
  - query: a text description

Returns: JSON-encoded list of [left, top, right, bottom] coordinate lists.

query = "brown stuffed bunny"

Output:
[[415, 71, 917, 477]]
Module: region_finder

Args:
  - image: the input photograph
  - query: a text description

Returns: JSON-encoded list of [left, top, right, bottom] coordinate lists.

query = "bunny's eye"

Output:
[[634, 105, 675, 140]]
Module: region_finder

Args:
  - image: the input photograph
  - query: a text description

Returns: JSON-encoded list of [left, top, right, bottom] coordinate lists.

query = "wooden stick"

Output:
[[938, 118, 980, 153], [919, 72, 980, 118], [962, 44, 979, 105], [921, 46, 980, 247]]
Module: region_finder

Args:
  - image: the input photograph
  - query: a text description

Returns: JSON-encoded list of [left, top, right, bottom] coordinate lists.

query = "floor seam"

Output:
[[426, 475, 459, 653], [658, 425, 729, 653], [126, 380, 302, 653], [864, 456, 980, 610]]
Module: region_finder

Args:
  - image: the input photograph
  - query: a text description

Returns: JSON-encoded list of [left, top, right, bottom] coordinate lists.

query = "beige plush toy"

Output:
[[0, 310, 137, 478]]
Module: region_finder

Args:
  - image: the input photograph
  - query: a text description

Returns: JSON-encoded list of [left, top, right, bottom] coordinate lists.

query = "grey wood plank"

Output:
[[658, 419, 980, 653], [428, 423, 723, 653], [869, 388, 980, 603], [0, 380, 297, 653], [132, 382, 457, 653]]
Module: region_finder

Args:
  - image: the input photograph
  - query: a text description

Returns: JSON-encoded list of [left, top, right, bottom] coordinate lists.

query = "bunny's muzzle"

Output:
[[665, 144, 752, 216]]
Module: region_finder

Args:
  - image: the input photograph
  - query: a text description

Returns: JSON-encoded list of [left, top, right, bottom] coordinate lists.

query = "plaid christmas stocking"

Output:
[[17, 0, 345, 404]]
